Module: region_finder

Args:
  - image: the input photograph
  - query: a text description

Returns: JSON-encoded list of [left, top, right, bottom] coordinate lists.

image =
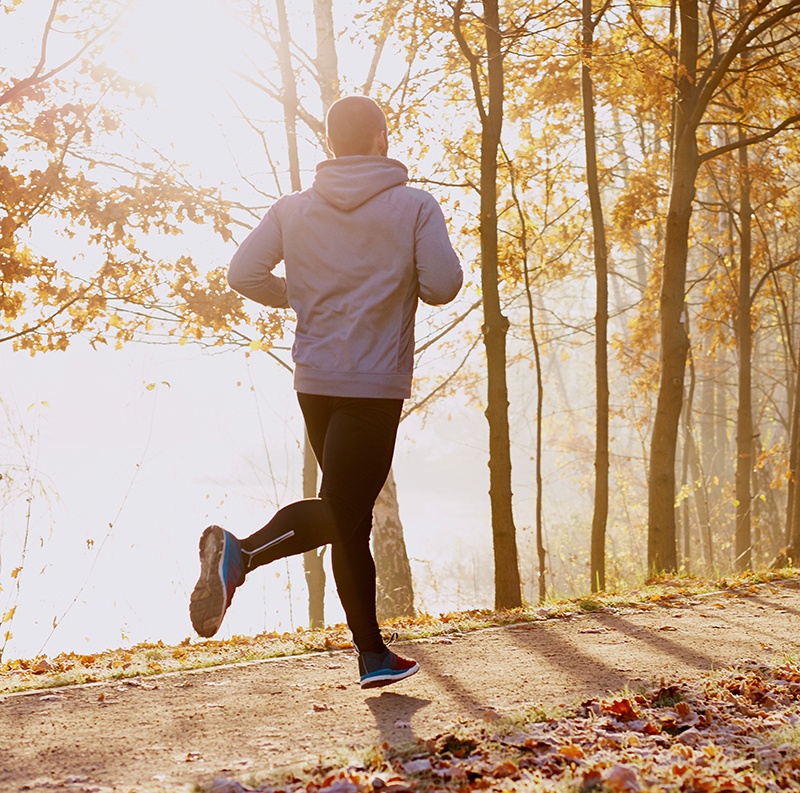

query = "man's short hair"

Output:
[[326, 96, 387, 156]]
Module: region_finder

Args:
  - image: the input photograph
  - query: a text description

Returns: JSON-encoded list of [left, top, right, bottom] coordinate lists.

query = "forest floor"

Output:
[[2, 572, 800, 793]]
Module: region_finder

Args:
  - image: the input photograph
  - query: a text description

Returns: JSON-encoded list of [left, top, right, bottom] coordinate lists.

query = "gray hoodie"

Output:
[[227, 156, 463, 399]]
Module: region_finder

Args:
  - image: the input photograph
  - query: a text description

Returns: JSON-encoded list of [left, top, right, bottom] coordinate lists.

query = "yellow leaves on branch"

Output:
[[611, 163, 668, 248], [1, 43, 238, 354]]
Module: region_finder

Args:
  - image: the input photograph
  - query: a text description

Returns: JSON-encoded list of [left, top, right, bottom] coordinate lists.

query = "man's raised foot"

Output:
[[189, 525, 246, 638]]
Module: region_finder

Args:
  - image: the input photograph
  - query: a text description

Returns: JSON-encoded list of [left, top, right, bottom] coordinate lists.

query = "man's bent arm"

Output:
[[227, 206, 291, 309], [414, 196, 463, 306]]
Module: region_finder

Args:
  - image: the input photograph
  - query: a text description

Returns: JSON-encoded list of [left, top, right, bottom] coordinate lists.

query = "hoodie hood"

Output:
[[312, 156, 408, 211]]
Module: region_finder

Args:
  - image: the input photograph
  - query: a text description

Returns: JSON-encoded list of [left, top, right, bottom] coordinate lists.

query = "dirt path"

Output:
[[3, 580, 800, 793]]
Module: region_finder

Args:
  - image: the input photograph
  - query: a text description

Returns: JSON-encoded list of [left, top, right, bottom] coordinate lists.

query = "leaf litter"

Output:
[[208, 658, 800, 793]]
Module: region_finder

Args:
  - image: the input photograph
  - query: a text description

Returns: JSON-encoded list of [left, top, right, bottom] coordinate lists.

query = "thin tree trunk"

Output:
[[647, 0, 698, 573], [275, 0, 328, 627], [480, 0, 521, 609], [372, 470, 416, 620], [275, 0, 300, 194], [507, 148, 546, 604], [734, 132, 753, 571], [312, 0, 339, 110], [787, 360, 800, 561], [531, 301, 546, 603], [782, 283, 799, 560], [582, 0, 609, 593], [302, 433, 326, 628], [679, 315, 697, 573], [688, 430, 713, 573], [453, 0, 521, 609]]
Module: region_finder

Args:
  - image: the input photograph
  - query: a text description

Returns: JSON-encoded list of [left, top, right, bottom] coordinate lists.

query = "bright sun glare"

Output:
[[116, 0, 249, 107]]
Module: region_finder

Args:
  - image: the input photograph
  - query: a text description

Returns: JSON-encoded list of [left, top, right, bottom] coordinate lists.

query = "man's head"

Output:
[[326, 96, 388, 158]]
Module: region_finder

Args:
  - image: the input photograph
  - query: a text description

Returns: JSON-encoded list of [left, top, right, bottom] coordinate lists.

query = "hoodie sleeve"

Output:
[[414, 194, 463, 306], [227, 200, 291, 309]]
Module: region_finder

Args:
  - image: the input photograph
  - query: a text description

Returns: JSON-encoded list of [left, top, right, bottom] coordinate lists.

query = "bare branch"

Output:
[[401, 334, 481, 421], [750, 256, 800, 305], [452, 0, 488, 124], [0, 1, 134, 107], [699, 110, 800, 162], [415, 299, 482, 356]]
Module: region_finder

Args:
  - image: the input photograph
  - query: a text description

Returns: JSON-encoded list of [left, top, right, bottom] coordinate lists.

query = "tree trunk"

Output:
[[786, 374, 800, 559], [274, 0, 328, 627], [679, 319, 696, 573], [688, 429, 713, 573], [312, 0, 339, 110], [581, 0, 609, 593], [646, 0, 698, 574], [787, 358, 800, 561], [479, 0, 522, 609], [647, 134, 696, 573], [372, 469, 416, 620], [275, 0, 300, 194], [734, 134, 753, 571], [302, 433, 326, 628], [784, 327, 800, 558]]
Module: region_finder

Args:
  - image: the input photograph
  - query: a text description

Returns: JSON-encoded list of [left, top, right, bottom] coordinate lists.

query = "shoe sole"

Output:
[[361, 661, 419, 689], [189, 525, 226, 638]]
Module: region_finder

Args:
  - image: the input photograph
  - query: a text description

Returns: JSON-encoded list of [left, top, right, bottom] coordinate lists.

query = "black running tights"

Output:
[[240, 393, 402, 655]]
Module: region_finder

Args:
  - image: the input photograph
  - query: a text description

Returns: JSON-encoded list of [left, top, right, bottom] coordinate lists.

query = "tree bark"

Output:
[[302, 433, 326, 628], [480, 0, 522, 609], [646, 0, 698, 573], [581, 0, 609, 593], [452, 0, 521, 609], [275, 0, 328, 627], [275, 0, 300, 194], [688, 429, 713, 573], [787, 359, 800, 561], [312, 0, 339, 111], [784, 334, 800, 558], [679, 319, 696, 573], [734, 133, 753, 571], [372, 470, 416, 620]]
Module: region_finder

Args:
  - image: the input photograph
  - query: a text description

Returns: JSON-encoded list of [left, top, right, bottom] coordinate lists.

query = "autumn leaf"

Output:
[[603, 698, 640, 721], [603, 763, 641, 792]]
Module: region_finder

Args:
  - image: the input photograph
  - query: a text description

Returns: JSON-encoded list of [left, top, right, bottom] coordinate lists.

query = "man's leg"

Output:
[[191, 393, 402, 642], [298, 395, 418, 686], [296, 394, 400, 653], [239, 395, 400, 567], [190, 398, 340, 639]]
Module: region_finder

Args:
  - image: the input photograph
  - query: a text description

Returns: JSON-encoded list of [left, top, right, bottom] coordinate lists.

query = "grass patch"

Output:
[[3, 568, 799, 695]]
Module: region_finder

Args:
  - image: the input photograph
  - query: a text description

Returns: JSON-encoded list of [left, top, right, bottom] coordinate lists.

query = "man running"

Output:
[[189, 95, 463, 689]]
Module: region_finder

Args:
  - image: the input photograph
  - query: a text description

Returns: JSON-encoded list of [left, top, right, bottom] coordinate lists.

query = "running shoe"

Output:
[[189, 525, 246, 638], [359, 647, 419, 689]]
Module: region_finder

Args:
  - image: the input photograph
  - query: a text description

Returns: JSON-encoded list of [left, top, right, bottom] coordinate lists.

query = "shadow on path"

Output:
[[747, 594, 800, 618], [503, 623, 640, 693], [596, 613, 719, 670], [365, 692, 431, 747]]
